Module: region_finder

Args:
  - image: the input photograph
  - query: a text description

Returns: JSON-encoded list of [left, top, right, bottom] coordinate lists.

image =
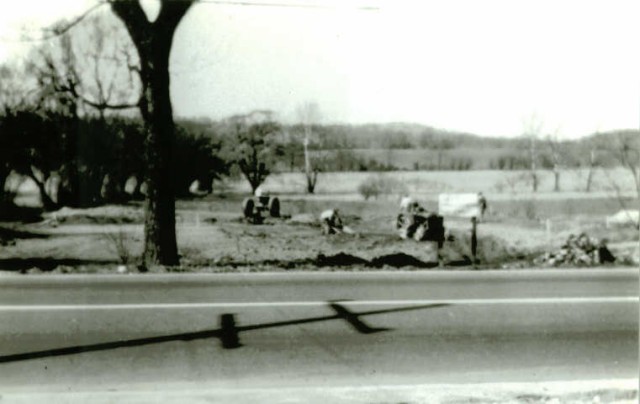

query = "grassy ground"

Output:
[[0, 172, 638, 274], [221, 168, 638, 198]]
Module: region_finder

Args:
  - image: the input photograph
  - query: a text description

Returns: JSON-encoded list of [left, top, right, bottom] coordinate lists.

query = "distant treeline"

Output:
[[2, 109, 637, 210], [190, 119, 639, 172]]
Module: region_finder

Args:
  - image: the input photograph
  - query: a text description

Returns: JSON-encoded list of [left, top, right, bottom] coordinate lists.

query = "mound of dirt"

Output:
[[315, 253, 369, 267], [260, 258, 314, 269], [439, 229, 529, 267], [370, 253, 436, 268], [0, 257, 117, 272]]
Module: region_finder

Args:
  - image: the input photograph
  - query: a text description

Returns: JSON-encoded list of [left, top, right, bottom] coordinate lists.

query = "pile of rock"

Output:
[[535, 233, 615, 266]]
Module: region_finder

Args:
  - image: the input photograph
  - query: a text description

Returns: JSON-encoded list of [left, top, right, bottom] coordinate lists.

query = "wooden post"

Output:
[[471, 216, 478, 268], [220, 313, 241, 349]]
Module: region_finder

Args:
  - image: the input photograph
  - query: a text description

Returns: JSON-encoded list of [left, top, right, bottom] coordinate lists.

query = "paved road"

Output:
[[0, 269, 637, 394]]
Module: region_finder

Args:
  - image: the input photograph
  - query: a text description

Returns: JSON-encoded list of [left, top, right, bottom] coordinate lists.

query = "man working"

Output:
[[320, 208, 354, 235]]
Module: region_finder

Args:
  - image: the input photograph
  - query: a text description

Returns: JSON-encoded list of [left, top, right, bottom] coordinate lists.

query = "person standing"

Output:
[[477, 192, 488, 220]]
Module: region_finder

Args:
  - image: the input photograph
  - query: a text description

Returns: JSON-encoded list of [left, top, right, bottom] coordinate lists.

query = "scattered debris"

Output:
[[535, 233, 616, 266]]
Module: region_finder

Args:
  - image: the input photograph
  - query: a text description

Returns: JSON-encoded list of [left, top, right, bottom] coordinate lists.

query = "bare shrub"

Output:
[[523, 199, 538, 220], [357, 175, 408, 200], [494, 172, 531, 194], [104, 227, 133, 265]]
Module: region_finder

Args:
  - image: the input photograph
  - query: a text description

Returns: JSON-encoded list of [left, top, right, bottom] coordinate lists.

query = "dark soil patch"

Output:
[[370, 253, 437, 268], [0, 227, 49, 240], [444, 256, 473, 267], [0, 226, 49, 246], [0, 258, 118, 272], [315, 253, 369, 267], [56, 215, 138, 225], [261, 258, 314, 269], [0, 203, 42, 223]]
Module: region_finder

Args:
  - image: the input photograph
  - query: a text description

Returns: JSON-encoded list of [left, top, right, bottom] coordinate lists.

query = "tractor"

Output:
[[242, 193, 280, 224]]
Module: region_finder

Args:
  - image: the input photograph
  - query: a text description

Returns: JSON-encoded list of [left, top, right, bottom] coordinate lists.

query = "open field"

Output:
[[221, 168, 639, 198], [1, 169, 638, 274]]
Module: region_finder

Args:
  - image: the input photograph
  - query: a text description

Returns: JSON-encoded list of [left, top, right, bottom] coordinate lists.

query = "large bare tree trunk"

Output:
[[303, 135, 318, 193], [547, 135, 562, 193], [297, 102, 320, 194], [110, 0, 194, 266]]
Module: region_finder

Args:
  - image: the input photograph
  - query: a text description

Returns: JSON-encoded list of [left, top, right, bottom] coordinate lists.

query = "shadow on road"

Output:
[[0, 302, 448, 363]]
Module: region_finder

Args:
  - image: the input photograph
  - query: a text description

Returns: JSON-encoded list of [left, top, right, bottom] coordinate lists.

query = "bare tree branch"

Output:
[[80, 96, 141, 111], [198, 0, 379, 10], [44, 2, 109, 39]]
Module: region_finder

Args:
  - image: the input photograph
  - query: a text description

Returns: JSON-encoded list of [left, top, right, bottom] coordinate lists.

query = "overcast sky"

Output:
[[0, 0, 638, 139]]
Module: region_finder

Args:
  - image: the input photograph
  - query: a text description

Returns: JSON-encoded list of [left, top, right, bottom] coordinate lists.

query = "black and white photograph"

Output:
[[0, 0, 638, 402]]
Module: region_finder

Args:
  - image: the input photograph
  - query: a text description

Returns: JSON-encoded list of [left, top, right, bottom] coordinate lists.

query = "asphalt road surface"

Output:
[[0, 269, 637, 395]]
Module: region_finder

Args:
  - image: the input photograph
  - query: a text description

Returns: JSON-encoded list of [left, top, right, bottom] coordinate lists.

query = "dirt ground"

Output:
[[0, 190, 637, 274]]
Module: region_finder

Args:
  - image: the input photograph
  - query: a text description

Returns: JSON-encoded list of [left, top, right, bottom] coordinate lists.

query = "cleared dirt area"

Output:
[[0, 180, 637, 274]]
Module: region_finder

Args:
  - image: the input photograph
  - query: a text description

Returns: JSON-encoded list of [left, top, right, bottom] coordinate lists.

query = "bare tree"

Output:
[[433, 138, 454, 171], [522, 113, 543, 192], [108, 0, 196, 266], [296, 101, 321, 193], [25, 12, 143, 207], [227, 110, 280, 193], [0, 65, 35, 112], [599, 131, 640, 226], [612, 131, 640, 198], [76, 13, 142, 119], [545, 129, 563, 192], [30, 12, 141, 119], [0, 65, 27, 204], [584, 135, 599, 193]]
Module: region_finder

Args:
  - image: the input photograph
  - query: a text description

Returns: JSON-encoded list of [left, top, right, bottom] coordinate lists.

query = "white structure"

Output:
[[606, 210, 640, 227], [438, 193, 481, 218]]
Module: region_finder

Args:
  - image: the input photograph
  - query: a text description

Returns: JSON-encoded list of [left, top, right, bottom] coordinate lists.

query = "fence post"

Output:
[[220, 313, 241, 349]]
